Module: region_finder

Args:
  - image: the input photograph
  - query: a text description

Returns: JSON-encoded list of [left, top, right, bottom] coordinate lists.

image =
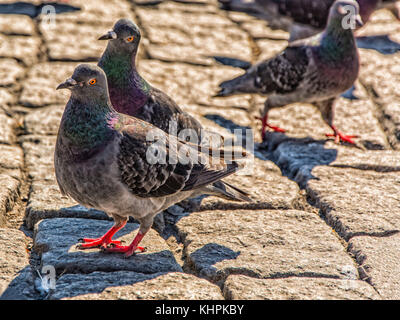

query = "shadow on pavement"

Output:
[[0, 1, 80, 18]]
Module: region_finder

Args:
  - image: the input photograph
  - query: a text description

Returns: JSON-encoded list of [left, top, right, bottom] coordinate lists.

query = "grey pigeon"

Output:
[[219, 0, 398, 41], [216, 0, 362, 144], [97, 18, 251, 203], [55, 64, 250, 257]]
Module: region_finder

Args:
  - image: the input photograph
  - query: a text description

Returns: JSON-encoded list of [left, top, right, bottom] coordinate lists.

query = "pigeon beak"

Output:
[[56, 78, 78, 90], [98, 30, 117, 41], [355, 14, 363, 27]]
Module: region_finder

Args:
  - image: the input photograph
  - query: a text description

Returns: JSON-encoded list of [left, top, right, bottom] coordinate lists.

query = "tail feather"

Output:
[[207, 180, 253, 202]]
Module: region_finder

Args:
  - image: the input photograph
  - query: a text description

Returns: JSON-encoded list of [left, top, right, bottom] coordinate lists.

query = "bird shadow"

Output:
[[203, 113, 341, 188], [356, 35, 400, 55], [0, 1, 80, 18], [0, 266, 34, 300], [183, 243, 241, 278], [259, 133, 339, 188]]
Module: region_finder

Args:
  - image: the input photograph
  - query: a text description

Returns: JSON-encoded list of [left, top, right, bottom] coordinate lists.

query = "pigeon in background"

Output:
[[219, 0, 398, 41], [216, 0, 362, 144], [55, 64, 251, 258]]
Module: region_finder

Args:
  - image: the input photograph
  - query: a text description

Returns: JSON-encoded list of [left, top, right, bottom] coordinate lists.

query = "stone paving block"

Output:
[[136, 5, 252, 65], [34, 218, 182, 274], [0, 145, 24, 171], [358, 49, 400, 148], [51, 271, 223, 300], [307, 167, 400, 239], [0, 59, 25, 87], [39, 21, 109, 61], [176, 209, 358, 283], [0, 174, 20, 227], [0, 112, 16, 145], [24, 104, 64, 136], [138, 60, 252, 108], [272, 142, 400, 239], [223, 275, 380, 300], [0, 14, 35, 36], [0, 34, 40, 66], [47, 0, 134, 25], [19, 62, 76, 107], [20, 135, 56, 181], [0, 88, 15, 106], [241, 19, 289, 40], [0, 228, 35, 300], [349, 233, 400, 299]]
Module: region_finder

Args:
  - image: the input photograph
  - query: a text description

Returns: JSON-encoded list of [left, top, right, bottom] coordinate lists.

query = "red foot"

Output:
[[256, 116, 286, 140], [76, 222, 127, 250], [77, 237, 123, 249], [326, 126, 358, 144], [101, 231, 147, 258]]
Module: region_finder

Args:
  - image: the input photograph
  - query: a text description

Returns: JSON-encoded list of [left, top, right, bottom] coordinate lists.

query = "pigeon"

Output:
[[55, 64, 250, 257], [97, 18, 251, 203], [97, 19, 206, 142], [216, 0, 362, 144], [219, 0, 397, 41]]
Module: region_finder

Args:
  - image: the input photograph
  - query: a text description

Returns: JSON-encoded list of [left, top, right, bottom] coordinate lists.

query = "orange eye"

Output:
[[88, 78, 97, 85], [126, 36, 134, 42]]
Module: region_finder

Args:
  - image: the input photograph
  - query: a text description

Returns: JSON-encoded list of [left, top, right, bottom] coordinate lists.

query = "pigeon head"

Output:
[[56, 64, 110, 102], [98, 19, 141, 55], [328, 0, 363, 29]]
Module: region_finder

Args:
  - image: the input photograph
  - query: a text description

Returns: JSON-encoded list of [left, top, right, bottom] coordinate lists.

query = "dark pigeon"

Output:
[[219, 0, 398, 41], [216, 0, 362, 144]]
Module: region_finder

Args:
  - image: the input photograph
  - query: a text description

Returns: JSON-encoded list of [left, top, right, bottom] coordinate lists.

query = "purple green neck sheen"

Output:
[[319, 14, 356, 61], [62, 98, 117, 149], [99, 48, 151, 116]]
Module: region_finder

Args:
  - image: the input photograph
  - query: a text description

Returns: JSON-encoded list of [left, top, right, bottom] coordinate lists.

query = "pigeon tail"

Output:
[[204, 180, 253, 202]]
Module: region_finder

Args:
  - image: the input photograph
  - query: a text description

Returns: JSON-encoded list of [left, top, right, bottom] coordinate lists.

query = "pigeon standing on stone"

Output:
[[216, 0, 362, 144], [219, 0, 397, 41], [55, 64, 250, 257]]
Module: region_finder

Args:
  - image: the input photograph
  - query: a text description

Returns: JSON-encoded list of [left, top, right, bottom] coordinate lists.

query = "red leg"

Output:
[[102, 231, 147, 258], [326, 125, 358, 144], [76, 221, 127, 249], [256, 115, 285, 140]]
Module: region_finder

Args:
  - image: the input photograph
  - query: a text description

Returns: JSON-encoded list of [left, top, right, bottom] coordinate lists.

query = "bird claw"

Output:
[[76, 237, 124, 250], [100, 244, 147, 258], [326, 132, 358, 144]]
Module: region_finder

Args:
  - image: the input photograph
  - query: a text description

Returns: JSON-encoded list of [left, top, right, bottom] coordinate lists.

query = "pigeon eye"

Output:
[[88, 78, 97, 86], [126, 36, 134, 43]]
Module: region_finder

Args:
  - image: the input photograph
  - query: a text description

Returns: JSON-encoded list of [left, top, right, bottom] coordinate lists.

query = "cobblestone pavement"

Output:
[[0, 0, 400, 300]]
